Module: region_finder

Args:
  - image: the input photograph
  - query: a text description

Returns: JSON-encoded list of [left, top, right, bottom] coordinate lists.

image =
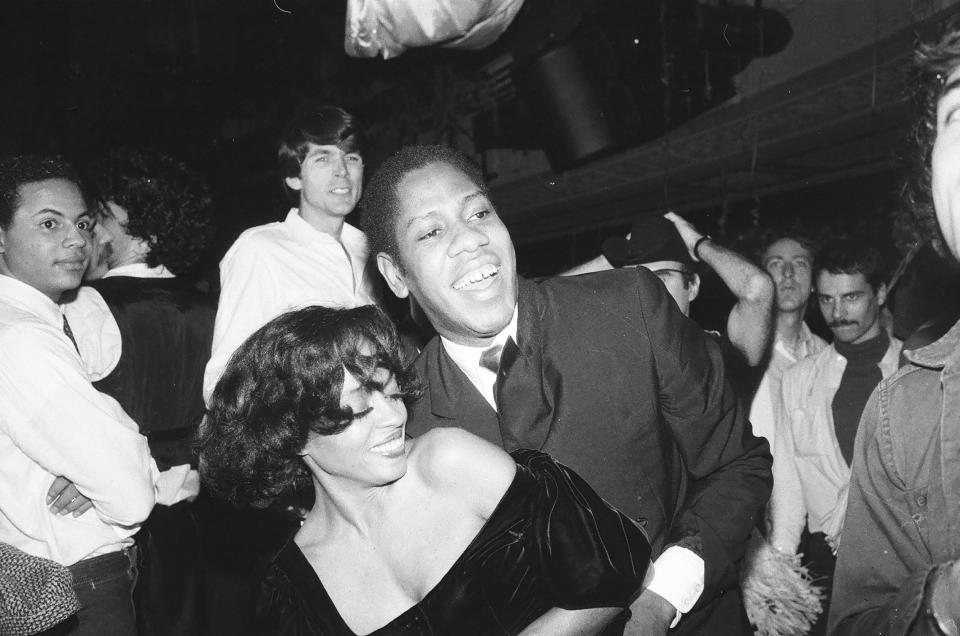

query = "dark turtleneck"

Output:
[[832, 329, 890, 464]]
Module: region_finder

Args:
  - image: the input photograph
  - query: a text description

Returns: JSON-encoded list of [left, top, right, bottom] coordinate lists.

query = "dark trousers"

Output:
[[799, 529, 837, 636], [135, 501, 204, 636], [45, 547, 138, 636]]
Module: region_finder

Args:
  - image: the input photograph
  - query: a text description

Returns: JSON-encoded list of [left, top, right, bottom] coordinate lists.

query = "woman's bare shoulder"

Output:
[[409, 428, 516, 517]]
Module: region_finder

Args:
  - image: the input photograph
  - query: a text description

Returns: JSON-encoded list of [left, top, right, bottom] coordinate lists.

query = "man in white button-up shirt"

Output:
[[750, 233, 829, 452], [770, 239, 901, 634], [203, 105, 378, 404], [0, 155, 158, 634]]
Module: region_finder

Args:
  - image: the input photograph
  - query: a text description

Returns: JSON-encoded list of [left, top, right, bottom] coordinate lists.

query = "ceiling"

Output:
[[1, 0, 957, 250], [489, 1, 960, 244]]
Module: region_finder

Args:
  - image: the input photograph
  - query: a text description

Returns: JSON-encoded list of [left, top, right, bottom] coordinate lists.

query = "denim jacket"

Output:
[[828, 319, 960, 636]]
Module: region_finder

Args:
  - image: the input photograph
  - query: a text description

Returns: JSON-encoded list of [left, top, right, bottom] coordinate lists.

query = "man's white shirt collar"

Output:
[[440, 305, 519, 409], [285, 208, 365, 250], [104, 262, 175, 279], [0, 274, 63, 327]]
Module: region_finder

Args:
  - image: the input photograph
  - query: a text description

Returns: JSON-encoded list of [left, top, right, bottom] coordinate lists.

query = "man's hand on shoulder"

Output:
[[624, 589, 676, 636]]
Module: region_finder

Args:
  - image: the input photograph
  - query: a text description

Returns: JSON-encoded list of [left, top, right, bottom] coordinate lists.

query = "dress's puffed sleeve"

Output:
[[514, 449, 652, 608]]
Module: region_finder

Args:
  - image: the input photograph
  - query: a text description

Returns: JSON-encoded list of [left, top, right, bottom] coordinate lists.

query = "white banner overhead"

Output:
[[345, 0, 525, 59]]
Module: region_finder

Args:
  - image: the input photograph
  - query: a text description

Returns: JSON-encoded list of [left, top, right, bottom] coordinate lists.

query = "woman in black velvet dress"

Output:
[[198, 305, 651, 635]]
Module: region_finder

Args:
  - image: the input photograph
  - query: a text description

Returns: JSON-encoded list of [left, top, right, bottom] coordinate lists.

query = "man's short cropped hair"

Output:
[[904, 21, 960, 255], [93, 148, 213, 275], [277, 104, 366, 202], [755, 227, 819, 266], [814, 239, 888, 291], [0, 155, 84, 229], [361, 145, 487, 265]]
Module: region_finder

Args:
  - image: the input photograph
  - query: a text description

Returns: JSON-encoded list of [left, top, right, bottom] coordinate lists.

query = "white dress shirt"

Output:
[[0, 275, 158, 565], [104, 262, 175, 279], [748, 322, 828, 450], [203, 209, 376, 403], [440, 306, 704, 622], [769, 337, 902, 554]]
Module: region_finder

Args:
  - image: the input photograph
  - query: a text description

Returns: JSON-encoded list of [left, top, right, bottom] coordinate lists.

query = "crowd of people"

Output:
[[2, 20, 960, 636]]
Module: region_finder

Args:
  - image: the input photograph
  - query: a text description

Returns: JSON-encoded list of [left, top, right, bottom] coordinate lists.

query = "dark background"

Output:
[[3, 0, 959, 338]]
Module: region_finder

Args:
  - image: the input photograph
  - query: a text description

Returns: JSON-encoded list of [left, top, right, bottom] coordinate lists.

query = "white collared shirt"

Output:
[[0, 275, 159, 565], [770, 337, 902, 554], [439, 304, 704, 622], [203, 209, 377, 403], [104, 262, 175, 279], [748, 322, 828, 450], [440, 309, 518, 409]]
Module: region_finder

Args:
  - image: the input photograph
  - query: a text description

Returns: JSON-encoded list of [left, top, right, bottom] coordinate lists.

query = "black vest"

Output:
[[91, 276, 216, 470]]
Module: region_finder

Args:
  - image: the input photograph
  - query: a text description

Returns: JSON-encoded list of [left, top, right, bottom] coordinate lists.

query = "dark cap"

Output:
[[602, 213, 694, 267]]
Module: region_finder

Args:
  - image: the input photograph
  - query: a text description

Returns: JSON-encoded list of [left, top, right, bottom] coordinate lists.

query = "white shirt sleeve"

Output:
[[644, 545, 705, 627], [0, 323, 158, 526], [768, 374, 807, 554], [204, 241, 280, 404]]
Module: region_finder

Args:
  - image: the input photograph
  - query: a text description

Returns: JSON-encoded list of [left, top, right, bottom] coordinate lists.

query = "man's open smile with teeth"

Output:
[[453, 263, 499, 290]]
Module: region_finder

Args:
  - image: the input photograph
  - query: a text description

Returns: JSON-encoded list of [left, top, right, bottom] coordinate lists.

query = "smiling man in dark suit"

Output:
[[363, 145, 772, 635]]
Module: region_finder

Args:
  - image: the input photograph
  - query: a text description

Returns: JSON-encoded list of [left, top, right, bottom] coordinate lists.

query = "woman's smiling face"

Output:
[[302, 365, 409, 488]]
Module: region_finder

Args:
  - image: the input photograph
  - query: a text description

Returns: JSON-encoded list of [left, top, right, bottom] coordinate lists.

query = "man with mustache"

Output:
[[768, 238, 901, 633], [364, 144, 772, 635]]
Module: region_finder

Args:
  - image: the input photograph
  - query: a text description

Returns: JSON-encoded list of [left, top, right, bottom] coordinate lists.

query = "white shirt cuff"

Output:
[[155, 465, 200, 506], [645, 546, 705, 628]]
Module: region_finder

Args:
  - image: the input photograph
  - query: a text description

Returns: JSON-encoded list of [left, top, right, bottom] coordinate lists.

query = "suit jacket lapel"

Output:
[[424, 341, 503, 446]]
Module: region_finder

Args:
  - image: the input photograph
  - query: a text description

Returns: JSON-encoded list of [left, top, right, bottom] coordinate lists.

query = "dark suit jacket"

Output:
[[407, 268, 772, 634]]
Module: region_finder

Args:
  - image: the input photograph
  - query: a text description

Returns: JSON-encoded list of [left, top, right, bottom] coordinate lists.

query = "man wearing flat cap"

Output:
[[591, 211, 775, 369]]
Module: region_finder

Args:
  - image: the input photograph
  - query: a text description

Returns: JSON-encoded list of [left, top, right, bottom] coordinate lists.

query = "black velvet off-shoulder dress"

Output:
[[256, 450, 652, 636]]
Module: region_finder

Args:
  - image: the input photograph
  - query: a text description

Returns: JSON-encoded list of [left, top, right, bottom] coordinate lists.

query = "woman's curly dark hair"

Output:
[[901, 21, 960, 256], [93, 148, 214, 275], [197, 305, 421, 509]]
